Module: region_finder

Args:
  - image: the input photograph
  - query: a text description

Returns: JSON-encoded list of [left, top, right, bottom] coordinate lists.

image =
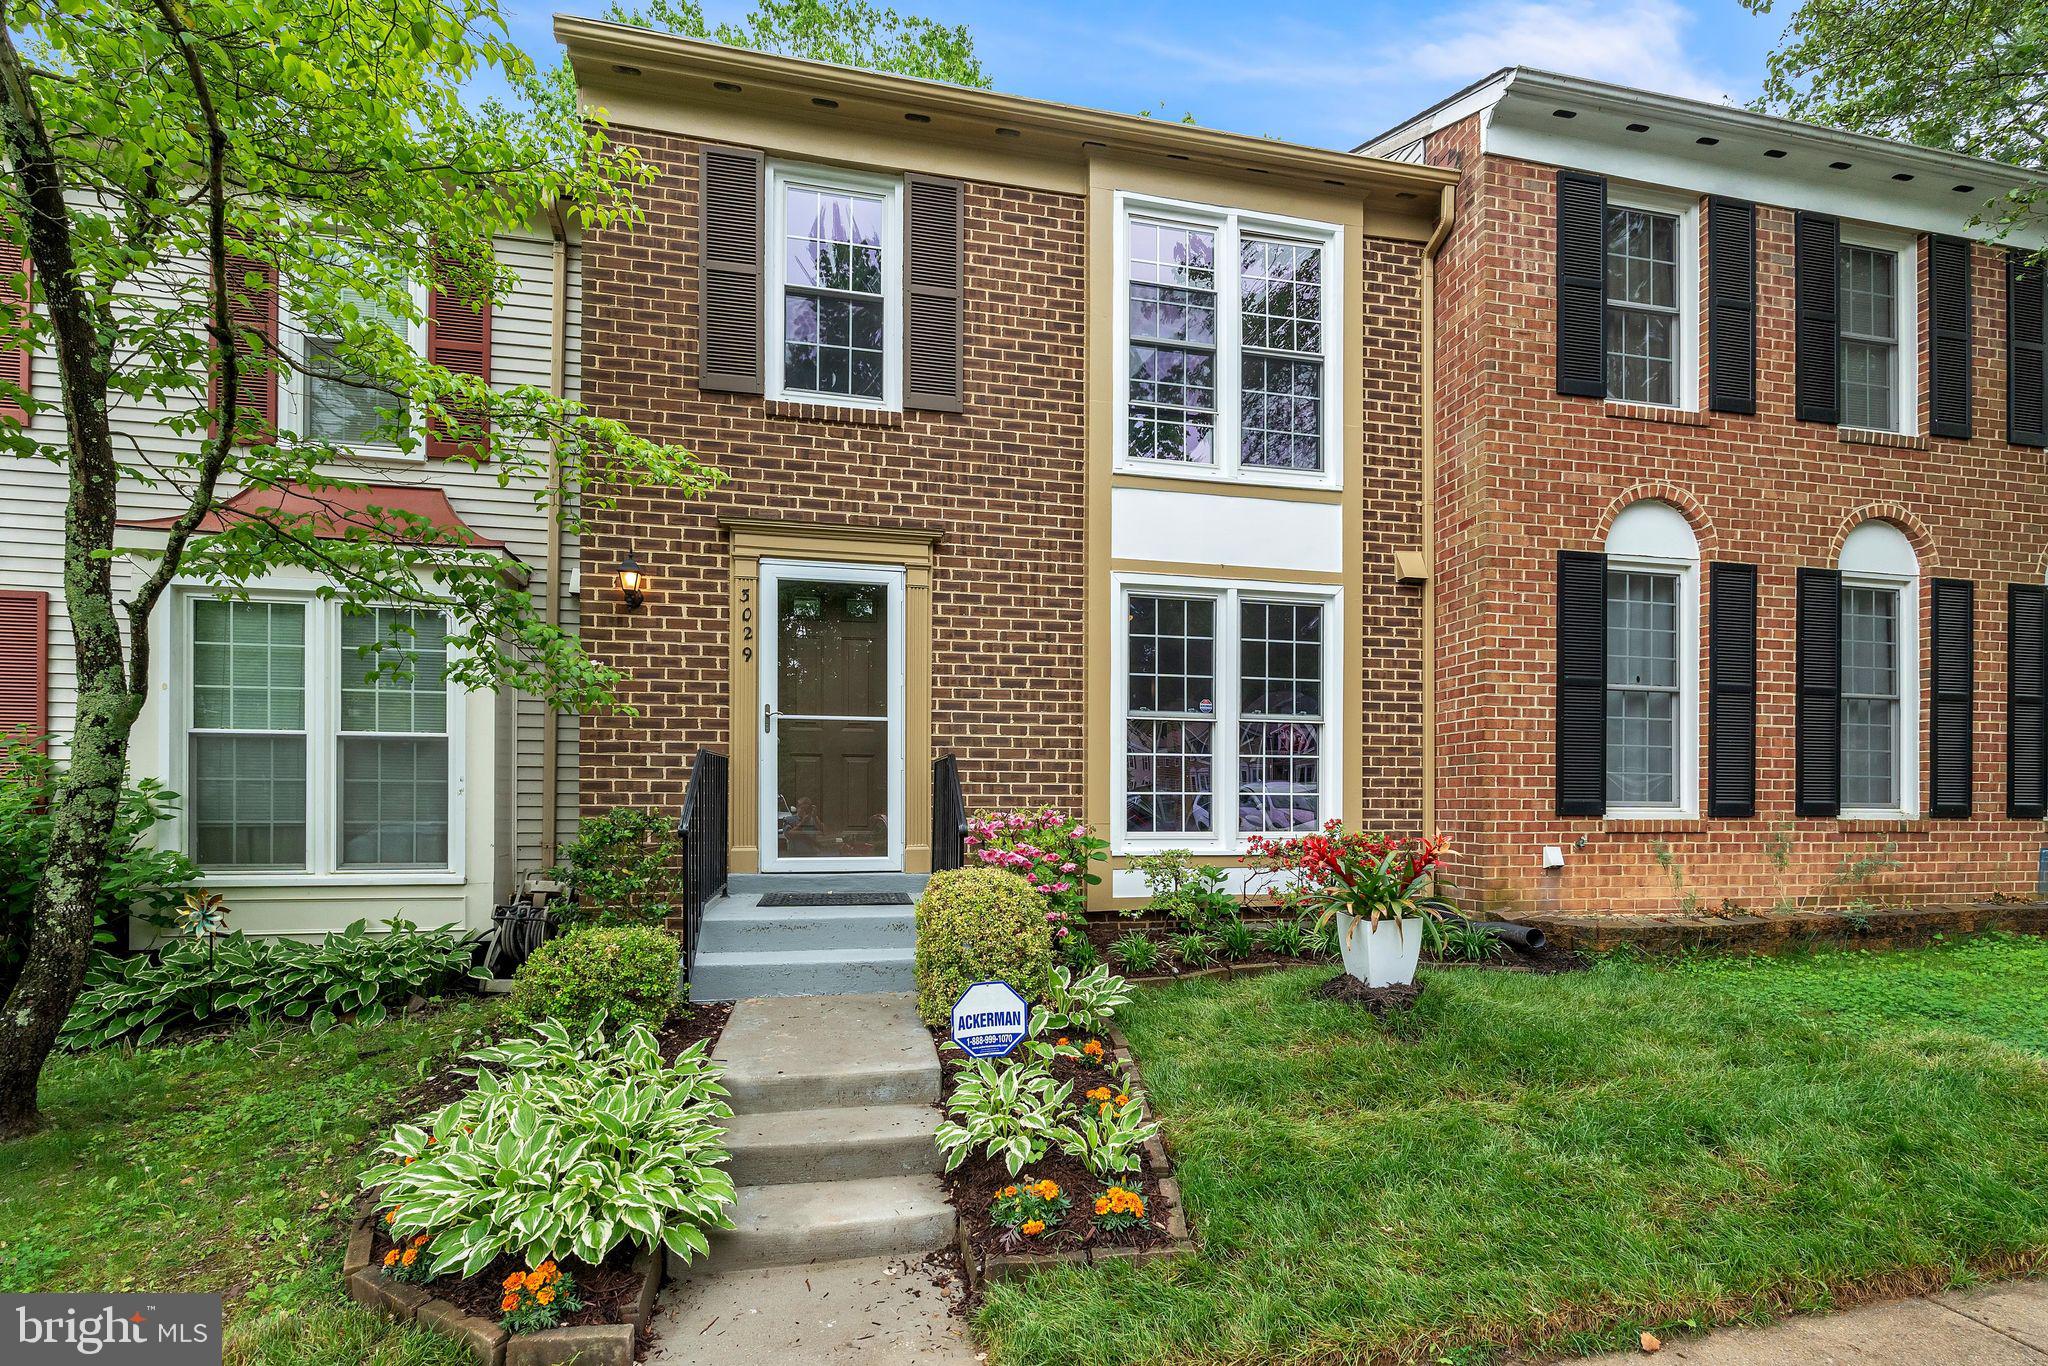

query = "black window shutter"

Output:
[[698, 144, 765, 394], [903, 174, 966, 413], [1708, 562, 1758, 816], [2009, 583, 2047, 818], [1795, 567, 1842, 816], [1794, 211, 1841, 424], [1557, 550, 1608, 816], [1555, 170, 1607, 399], [1928, 236, 1973, 439], [2009, 248, 2046, 447], [1706, 198, 1757, 415], [1930, 578, 1974, 818]]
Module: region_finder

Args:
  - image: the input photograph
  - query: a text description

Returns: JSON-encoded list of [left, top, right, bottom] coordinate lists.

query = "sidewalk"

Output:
[[1578, 1280, 2048, 1364]]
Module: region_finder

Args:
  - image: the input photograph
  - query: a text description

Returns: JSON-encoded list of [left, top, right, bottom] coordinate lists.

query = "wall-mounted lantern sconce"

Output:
[[617, 552, 645, 610]]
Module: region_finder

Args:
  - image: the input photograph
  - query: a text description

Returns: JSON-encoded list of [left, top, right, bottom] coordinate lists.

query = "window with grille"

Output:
[[1605, 570, 1681, 807], [1604, 207, 1680, 406], [1839, 244, 1900, 432], [339, 608, 451, 868], [766, 164, 901, 407], [190, 599, 308, 869]]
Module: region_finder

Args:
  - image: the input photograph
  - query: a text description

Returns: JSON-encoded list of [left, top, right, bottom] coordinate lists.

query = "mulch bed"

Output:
[[659, 1000, 731, 1059], [366, 1228, 645, 1332], [1311, 973, 1426, 1016], [933, 1029, 1177, 1269]]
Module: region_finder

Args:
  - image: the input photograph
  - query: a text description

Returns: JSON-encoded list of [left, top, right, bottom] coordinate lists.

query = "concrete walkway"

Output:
[[646, 1253, 978, 1364], [1578, 1281, 2048, 1364]]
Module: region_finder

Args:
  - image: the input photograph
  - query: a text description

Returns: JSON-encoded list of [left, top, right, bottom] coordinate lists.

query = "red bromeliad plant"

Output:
[[1245, 823, 1452, 937]]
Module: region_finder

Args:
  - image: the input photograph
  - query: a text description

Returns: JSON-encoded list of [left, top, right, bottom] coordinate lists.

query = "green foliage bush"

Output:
[[1128, 848, 1238, 931], [509, 925, 680, 1032], [3, 741, 200, 995], [60, 918, 484, 1049], [550, 807, 684, 928], [362, 1017, 736, 1274], [913, 868, 1053, 1028]]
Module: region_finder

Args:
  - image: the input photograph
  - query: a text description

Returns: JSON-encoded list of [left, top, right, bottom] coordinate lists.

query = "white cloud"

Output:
[[1407, 0, 1737, 105]]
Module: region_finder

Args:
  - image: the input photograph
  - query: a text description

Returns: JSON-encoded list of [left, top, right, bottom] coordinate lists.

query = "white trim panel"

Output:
[[1109, 486, 1344, 577]]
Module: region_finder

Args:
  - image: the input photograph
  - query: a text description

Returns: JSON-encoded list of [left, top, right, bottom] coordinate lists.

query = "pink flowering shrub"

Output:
[[963, 809, 1108, 944]]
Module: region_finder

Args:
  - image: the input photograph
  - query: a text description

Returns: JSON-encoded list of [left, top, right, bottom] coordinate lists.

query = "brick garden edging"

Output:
[[956, 1024, 1196, 1291], [343, 1198, 659, 1366]]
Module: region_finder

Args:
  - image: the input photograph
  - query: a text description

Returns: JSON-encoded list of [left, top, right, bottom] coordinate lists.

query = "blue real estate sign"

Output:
[[949, 980, 1029, 1058]]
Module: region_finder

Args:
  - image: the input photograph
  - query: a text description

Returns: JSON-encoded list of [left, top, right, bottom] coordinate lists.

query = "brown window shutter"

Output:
[[427, 260, 492, 462], [213, 250, 277, 442], [0, 230, 30, 423], [903, 174, 964, 412], [698, 144, 765, 394], [0, 588, 49, 759]]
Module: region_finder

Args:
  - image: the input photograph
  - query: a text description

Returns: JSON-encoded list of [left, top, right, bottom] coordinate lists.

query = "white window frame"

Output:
[[1836, 225, 1920, 437], [1110, 572, 1344, 855], [1603, 186, 1699, 412], [1112, 191, 1344, 490], [277, 274, 430, 462], [764, 161, 904, 411], [164, 583, 467, 886], [1838, 521, 1921, 819], [1602, 500, 1700, 819]]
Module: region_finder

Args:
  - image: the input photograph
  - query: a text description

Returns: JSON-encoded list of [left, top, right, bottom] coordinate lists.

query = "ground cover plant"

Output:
[[977, 950, 2048, 1364], [1, 1000, 498, 1365], [61, 919, 486, 1049]]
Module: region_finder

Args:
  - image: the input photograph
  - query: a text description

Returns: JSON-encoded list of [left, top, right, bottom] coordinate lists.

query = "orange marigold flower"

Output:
[[401, 1248, 419, 1267], [383, 1250, 399, 1267], [501, 1294, 518, 1313], [384, 1209, 398, 1225], [535, 1288, 555, 1306], [425, 1135, 437, 1144], [1094, 1197, 1110, 1215], [411, 1234, 428, 1248], [537, 1260, 557, 1278], [1020, 1219, 1045, 1236], [1115, 1093, 1130, 1106], [1056, 1037, 1069, 1047], [1085, 1086, 1111, 1102], [998, 1185, 1018, 1198], [1082, 1039, 1105, 1058], [502, 1272, 523, 1291], [1034, 1180, 1060, 1199]]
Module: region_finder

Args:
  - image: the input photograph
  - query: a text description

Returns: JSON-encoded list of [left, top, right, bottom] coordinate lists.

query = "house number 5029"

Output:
[[739, 586, 753, 661]]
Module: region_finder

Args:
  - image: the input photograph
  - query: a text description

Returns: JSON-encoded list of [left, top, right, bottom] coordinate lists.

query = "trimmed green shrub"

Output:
[[548, 807, 684, 928], [509, 925, 680, 1032], [913, 868, 1053, 1028]]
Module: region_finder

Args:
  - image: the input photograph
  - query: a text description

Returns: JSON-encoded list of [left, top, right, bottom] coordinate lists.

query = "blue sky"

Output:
[[500, 0, 1795, 150]]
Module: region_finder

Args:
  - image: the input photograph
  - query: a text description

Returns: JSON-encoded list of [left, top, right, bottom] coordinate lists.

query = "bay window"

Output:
[[183, 594, 459, 877], [1118, 579, 1339, 849], [1117, 194, 1341, 484]]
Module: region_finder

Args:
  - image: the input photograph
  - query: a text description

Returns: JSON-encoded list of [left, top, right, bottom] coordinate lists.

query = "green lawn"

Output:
[[0, 1000, 501, 1366], [979, 944, 2048, 1365]]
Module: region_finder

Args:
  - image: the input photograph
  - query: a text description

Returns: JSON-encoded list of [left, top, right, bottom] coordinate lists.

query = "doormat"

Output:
[[757, 891, 915, 907]]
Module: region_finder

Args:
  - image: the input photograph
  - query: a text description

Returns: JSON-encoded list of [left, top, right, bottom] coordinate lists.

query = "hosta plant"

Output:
[[1039, 964, 1134, 1038], [934, 1052, 1075, 1176], [361, 1019, 737, 1275], [1059, 1092, 1161, 1178], [61, 918, 485, 1049]]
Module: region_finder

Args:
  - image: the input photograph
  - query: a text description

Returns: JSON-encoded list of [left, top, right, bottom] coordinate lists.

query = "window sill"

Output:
[[191, 871, 468, 888], [1602, 401, 1706, 427], [1837, 813, 1925, 831], [1838, 426, 1927, 451], [1111, 462, 1343, 496], [765, 398, 905, 428], [1599, 815, 1703, 834]]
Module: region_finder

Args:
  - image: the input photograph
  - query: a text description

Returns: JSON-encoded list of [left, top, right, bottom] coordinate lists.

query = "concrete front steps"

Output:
[[689, 873, 927, 1002], [682, 993, 951, 1281]]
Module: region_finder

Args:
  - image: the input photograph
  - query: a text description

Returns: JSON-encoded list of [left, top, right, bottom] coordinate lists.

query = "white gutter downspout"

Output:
[[1420, 182, 1455, 838], [540, 200, 570, 865]]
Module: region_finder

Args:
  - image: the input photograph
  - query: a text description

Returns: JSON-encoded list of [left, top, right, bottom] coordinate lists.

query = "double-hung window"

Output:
[[1119, 580, 1338, 849], [1604, 206, 1681, 406], [765, 163, 902, 408], [1605, 570, 1681, 807], [1118, 195, 1340, 484], [184, 594, 457, 877], [302, 284, 414, 448], [1841, 584, 1901, 809], [1839, 244, 1900, 432]]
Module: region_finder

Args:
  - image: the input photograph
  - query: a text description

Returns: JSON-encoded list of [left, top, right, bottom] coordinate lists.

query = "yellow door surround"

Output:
[[722, 517, 940, 875]]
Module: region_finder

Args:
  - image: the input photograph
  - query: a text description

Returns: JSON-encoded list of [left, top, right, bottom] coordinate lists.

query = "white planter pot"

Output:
[[1335, 912, 1424, 988]]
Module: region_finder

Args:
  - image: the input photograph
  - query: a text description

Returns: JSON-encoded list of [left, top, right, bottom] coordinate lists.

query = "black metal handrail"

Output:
[[932, 753, 966, 871], [676, 748, 729, 980]]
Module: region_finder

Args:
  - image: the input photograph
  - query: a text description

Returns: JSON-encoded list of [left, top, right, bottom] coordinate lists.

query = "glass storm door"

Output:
[[759, 561, 906, 872]]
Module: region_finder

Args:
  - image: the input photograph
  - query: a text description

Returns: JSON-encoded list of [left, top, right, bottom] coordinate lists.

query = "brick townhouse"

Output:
[[1363, 70, 2048, 919], [557, 19, 1452, 931]]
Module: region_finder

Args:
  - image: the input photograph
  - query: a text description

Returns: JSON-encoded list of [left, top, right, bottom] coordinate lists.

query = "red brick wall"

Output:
[[576, 126, 1089, 821], [1427, 119, 2048, 915]]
